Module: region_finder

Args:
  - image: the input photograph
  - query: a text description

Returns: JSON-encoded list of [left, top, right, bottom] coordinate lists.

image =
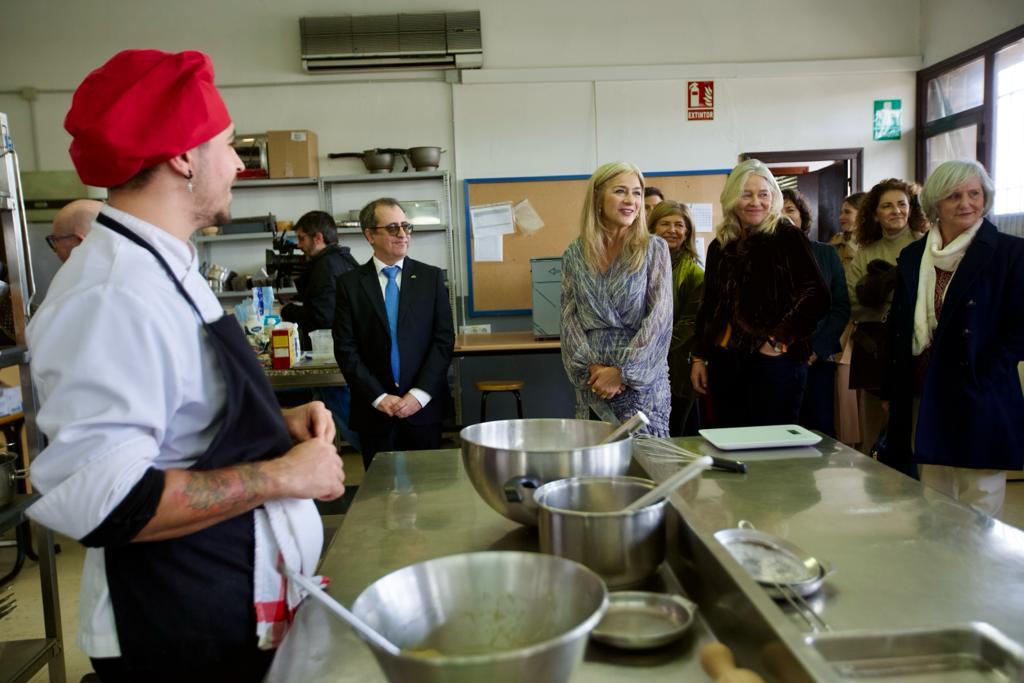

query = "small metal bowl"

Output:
[[590, 591, 697, 650]]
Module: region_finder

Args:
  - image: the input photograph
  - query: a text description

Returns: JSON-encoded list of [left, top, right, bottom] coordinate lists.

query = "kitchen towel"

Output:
[[253, 497, 324, 649]]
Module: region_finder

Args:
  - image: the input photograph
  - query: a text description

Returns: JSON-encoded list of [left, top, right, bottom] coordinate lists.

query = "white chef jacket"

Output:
[[26, 205, 227, 657]]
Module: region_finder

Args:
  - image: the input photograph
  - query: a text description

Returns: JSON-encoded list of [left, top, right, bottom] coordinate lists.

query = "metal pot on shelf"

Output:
[[328, 148, 409, 174], [407, 146, 445, 171]]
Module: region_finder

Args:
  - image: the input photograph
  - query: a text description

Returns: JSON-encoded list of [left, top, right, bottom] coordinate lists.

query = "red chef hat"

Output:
[[64, 49, 231, 188]]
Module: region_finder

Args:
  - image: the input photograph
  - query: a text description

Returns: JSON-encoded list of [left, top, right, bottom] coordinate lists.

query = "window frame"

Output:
[[915, 23, 1024, 182]]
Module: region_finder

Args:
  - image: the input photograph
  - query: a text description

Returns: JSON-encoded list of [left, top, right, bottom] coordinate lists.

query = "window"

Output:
[[993, 38, 1024, 217], [916, 25, 1024, 236]]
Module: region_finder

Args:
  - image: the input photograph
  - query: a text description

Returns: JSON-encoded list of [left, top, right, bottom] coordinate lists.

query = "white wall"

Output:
[[454, 69, 916, 191], [0, 0, 924, 177], [1, 0, 933, 305], [0, 0, 922, 88], [920, 0, 1024, 66]]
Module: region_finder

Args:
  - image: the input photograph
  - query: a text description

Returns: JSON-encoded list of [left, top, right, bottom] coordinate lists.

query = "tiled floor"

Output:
[[2, 471, 1024, 683]]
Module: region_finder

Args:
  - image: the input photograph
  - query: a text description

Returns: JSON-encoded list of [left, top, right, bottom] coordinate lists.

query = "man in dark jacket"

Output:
[[333, 198, 454, 470], [281, 210, 360, 451], [281, 210, 359, 348]]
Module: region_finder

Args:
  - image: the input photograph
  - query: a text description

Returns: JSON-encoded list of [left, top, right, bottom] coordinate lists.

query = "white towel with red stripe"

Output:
[[253, 497, 324, 649]]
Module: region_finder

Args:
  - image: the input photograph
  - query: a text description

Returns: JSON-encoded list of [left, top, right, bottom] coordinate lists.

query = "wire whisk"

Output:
[[633, 433, 748, 473], [633, 433, 704, 462]]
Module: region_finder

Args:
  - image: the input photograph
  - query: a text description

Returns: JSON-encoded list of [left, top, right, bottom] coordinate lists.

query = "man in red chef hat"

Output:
[[26, 50, 346, 682]]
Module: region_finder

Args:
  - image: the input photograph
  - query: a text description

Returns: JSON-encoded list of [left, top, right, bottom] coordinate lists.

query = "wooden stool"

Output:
[[475, 380, 524, 422]]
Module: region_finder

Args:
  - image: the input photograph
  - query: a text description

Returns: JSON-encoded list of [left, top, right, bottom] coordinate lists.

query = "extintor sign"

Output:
[[687, 81, 714, 121]]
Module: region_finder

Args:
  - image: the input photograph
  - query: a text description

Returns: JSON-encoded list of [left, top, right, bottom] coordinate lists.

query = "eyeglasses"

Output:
[[45, 234, 79, 251], [372, 222, 414, 236]]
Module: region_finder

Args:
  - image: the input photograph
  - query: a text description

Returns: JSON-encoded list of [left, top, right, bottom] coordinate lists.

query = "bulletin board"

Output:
[[464, 169, 731, 316]]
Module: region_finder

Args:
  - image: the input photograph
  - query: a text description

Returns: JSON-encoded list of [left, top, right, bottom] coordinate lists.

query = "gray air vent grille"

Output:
[[300, 11, 482, 73]]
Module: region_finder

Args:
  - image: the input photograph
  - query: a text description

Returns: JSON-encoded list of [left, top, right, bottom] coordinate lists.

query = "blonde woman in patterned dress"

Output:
[[560, 162, 673, 436]]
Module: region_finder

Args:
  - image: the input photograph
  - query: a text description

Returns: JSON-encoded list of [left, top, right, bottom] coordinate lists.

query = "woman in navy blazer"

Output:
[[886, 160, 1024, 516]]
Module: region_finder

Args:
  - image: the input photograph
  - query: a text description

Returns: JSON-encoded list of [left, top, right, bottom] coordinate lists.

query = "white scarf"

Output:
[[912, 220, 982, 356]]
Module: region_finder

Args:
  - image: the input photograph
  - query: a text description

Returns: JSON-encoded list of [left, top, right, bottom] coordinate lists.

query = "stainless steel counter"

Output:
[[265, 450, 719, 682], [266, 436, 1024, 682]]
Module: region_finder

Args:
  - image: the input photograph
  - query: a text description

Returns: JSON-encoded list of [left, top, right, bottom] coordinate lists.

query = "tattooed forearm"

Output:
[[182, 463, 269, 511]]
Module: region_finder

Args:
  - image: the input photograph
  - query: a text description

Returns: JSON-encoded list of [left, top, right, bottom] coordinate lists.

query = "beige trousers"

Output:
[[834, 335, 860, 446], [912, 396, 1007, 518], [919, 465, 1007, 518]]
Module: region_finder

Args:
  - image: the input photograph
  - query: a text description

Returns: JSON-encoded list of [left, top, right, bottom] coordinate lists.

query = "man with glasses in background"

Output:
[[332, 197, 454, 470], [48, 198, 102, 262]]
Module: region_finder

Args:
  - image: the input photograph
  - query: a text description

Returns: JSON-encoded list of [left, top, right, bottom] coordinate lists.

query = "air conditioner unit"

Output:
[[300, 11, 482, 73]]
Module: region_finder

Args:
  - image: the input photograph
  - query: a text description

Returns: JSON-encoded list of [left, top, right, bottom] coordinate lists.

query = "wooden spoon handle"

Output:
[[699, 641, 765, 683]]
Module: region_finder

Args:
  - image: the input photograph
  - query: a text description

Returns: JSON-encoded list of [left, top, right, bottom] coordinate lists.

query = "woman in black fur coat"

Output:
[[690, 160, 829, 427]]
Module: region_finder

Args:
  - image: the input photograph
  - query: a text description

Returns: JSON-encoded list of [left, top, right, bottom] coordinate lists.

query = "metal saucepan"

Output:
[[535, 476, 666, 589], [460, 419, 633, 526], [0, 451, 27, 508]]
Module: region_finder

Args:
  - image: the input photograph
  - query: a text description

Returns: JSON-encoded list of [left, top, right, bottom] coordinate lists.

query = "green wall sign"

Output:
[[873, 99, 902, 140]]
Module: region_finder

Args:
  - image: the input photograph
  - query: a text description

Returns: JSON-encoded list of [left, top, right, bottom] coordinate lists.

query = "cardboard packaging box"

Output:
[[267, 130, 319, 179], [271, 325, 299, 369]]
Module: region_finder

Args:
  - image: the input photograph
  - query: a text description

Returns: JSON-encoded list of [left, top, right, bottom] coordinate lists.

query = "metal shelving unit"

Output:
[[0, 112, 65, 683], [225, 170, 458, 325], [320, 170, 457, 332]]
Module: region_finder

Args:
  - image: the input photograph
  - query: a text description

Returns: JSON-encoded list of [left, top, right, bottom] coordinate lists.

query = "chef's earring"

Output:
[[186, 170, 194, 194]]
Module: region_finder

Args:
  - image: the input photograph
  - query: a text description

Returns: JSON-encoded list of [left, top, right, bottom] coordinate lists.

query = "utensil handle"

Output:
[[623, 455, 713, 512], [282, 564, 401, 656], [711, 456, 748, 474], [599, 411, 649, 444]]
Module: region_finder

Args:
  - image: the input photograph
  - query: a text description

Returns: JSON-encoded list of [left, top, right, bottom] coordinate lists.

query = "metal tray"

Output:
[[806, 622, 1024, 681], [590, 591, 697, 650], [714, 524, 829, 597]]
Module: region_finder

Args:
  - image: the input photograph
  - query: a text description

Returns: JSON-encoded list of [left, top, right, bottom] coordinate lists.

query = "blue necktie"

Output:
[[383, 265, 401, 386]]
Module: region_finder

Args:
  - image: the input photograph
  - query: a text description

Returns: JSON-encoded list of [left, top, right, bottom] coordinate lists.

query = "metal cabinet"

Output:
[[529, 257, 562, 339], [0, 112, 65, 683]]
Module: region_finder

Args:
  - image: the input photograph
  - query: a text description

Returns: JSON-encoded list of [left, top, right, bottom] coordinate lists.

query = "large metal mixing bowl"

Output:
[[351, 551, 609, 683], [535, 476, 667, 589], [460, 418, 633, 526]]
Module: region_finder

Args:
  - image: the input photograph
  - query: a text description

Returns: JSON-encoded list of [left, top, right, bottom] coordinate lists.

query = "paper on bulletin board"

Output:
[[513, 199, 545, 235], [687, 202, 714, 232], [474, 234, 504, 262], [470, 202, 515, 238]]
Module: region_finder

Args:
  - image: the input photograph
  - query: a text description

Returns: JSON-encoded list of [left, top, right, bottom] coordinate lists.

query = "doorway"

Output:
[[739, 148, 863, 242]]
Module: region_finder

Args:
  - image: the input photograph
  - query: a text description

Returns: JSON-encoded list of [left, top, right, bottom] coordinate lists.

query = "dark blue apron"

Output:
[[96, 213, 294, 682]]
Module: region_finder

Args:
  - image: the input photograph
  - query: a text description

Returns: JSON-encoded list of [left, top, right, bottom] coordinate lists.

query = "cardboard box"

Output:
[[267, 130, 319, 179], [271, 327, 297, 369]]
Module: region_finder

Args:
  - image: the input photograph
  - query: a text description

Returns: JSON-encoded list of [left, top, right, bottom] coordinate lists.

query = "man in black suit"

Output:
[[333, 198, 454, 470]]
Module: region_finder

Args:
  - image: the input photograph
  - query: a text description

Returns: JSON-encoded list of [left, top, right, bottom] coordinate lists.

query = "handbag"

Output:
[[849, 320, 888, 391]]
